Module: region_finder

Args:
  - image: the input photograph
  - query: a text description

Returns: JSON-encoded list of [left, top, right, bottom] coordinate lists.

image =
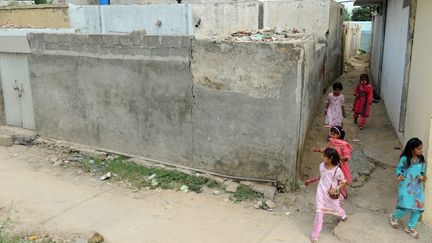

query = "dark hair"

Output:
[[333, 82, 343, 91], [401, 137, 425, 168], [360, 73, 370, 84], [330, 126, 345, 140], [323, 147, 340, 166]]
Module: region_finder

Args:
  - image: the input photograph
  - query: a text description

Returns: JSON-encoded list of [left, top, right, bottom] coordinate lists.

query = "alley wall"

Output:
[[26, 32, 327, 188]]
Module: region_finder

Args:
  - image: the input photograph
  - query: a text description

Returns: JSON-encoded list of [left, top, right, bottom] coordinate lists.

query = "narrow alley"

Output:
[[0, 54, 430, 243]]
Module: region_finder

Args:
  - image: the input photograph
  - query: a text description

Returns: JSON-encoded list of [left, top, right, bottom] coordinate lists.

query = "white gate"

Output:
[[0, 52, 35, 129]]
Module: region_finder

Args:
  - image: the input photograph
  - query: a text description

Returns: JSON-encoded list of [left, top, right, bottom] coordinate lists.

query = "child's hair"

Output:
[[333, 82, 343, 91], [401, 137, 425, 168], [360, 73, 370, 84], [330, 126, 345, 140], [323, 147, 340, 166]]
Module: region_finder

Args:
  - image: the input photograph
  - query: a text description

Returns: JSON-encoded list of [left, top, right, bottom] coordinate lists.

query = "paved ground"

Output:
[[0, 55, 431, 243]]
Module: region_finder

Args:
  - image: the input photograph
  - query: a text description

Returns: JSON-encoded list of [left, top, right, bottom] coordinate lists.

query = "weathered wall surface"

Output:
[[0, 5, 70, 28], [324, 0, 343, 86], [262, 0, 330, 35], [380, 0, 409, 139], [191, 2, 259, 38], [370, 8, 386, 90], [343, 22, 361, 61], [26, 32, 328, 188]]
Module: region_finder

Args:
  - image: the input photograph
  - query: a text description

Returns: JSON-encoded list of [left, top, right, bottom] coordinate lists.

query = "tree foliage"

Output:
[[352, 5, 376, 21], [342, 5, 351, 21]]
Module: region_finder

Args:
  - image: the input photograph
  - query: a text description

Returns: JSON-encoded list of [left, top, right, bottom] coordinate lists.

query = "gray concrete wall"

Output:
[[324, 0, 343, 86], [26, 32, 328, 188], [370, 9, 385, 90]]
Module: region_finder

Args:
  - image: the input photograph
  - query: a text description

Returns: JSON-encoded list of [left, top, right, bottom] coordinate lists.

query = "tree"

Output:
[[351, 5, 376, 21]]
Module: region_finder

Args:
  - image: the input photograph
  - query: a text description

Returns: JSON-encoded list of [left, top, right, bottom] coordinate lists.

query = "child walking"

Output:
[[312, 126, 353, 199], [390, 137, 427, 239], [306, 148, 347, 243], [325, 82, 346, 127], [353, 73, 373, 130]]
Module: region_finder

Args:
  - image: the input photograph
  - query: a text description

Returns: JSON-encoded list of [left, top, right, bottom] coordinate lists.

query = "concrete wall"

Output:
[[324, 0, 343, 86], [380, 0, 409, 140], [404, 0, 432, 221], [370, 7, 386, 89], [69, 4, 192, 35], [26, 32, 328, 188], [191, 2, 259, 38], [262, 0, 330, 35], [343, 22, 361, 61], [0, 5, 70, 28]]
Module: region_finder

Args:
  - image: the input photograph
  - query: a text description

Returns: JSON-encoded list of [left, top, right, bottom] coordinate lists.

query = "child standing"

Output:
[[325, 82, 346, 127], [312, 126, 353, 199], [353, 73, 373, 130], [306, 148, 347, 243], [390, 138, 427, 239]]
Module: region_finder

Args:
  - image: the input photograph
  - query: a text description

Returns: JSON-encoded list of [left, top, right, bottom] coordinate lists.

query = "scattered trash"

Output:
[[99, 172, 111, 181], [78, 170, 84, 174], [180, 185, 189, 193], [353, 138, 360, 142], [26, 234, 41, 241], [285, 212, 291, 216], [89, 159, 95, 164]]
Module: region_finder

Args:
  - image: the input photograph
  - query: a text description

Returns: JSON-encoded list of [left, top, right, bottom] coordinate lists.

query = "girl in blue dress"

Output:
[[390, 137, 427, 239]]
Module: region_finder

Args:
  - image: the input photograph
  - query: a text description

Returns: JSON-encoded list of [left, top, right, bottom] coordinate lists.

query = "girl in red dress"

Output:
[[353, 73, 374, 130]]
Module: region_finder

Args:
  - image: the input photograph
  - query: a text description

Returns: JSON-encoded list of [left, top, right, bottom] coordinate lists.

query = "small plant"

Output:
[[231, 185, 262, 202], [80, 156, 219, 193], [34, 0, 48, 4]]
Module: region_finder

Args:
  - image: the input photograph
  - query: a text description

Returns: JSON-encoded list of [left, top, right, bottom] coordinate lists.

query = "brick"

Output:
[[0, 135, 13, 147]]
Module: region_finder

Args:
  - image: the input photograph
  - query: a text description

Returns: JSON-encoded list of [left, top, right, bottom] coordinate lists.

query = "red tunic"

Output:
[[353, 84, 373, 117]]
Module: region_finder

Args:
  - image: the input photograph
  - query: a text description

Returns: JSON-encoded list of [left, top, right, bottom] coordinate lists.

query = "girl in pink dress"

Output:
[[353, 73, 373, 130], [312, 126, 353, 199], [305, 148, 347, 243], [325, 82, 346, 127]]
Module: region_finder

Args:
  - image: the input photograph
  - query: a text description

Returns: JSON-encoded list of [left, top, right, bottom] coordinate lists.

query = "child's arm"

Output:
[[420, 162, 427, 182], [312, 147, 324, 153], [396, 156, 407, 181], [341, 95, 346, 118], [324, 101, 330, 115], [305, 176, 320, 185], [368, 86, 374, 105]]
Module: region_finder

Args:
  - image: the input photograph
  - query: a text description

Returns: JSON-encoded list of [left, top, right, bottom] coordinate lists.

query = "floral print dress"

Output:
[[395, 156, 426, 211]]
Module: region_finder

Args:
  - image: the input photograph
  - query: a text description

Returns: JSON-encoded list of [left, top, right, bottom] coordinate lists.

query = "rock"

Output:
[[212, 190, 222, 195], [50, 157, 58, 163], [265, 199, 276, 210], [0, 134, 13, 147], [356, 176, 367, 183], [148, 174, 157, 180], [151, 178, 159, 187], [180, 185, 189, 192], [254, 200, 263, 209], [99, 172, 111, 181], [88, 232, 104, 243], [224, 180, 239, 193], [351, 181, 364, 188]]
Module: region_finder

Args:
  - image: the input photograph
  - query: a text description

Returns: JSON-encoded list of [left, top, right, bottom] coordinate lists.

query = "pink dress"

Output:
[[325, 93, 344, 127], [327, 138, 353, 184], [316, 163, 346, 215]]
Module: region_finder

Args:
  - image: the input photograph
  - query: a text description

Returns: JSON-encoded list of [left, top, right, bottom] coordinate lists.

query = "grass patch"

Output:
[[231, 185, 262, 202], [80, 156, 218, 193]]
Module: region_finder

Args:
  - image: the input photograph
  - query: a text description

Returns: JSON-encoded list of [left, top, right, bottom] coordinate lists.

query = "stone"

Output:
[[241, 181, 276, 199], [224, 180, 239, 193], [0, 134, 13, 147], [151, 178, 159, 187], [148, 174, 157, 180], [50, 157, 58, 163], [265, 199, 276, 209], [254, 200, 263, 209], [351, 181, 364, 188], [180, 185, 189, 192], [212, 190, 222, 195], [88, 232, 104, 243]]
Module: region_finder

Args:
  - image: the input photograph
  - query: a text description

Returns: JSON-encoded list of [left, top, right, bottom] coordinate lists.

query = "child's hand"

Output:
[[324, 109, 328, 115], [398, 175, 405, 181], [312, 147, 321, 153], [305, 176, 319, 185], [419, 176, 427, 182]]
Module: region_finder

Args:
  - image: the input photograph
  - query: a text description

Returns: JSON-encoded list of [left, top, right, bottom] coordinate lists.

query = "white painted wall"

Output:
[[380, 0, 409, 139], [370, 9, 385, 88]]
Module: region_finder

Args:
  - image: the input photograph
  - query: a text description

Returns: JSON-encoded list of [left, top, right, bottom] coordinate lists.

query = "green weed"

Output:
[[231, 185, 262, 202]]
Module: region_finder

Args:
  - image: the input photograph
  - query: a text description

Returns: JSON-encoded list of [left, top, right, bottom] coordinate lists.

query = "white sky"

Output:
[[335, 0, 356, 14]]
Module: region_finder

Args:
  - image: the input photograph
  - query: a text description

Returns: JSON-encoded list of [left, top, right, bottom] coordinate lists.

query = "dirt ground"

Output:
[[0, 55, 431, 243]]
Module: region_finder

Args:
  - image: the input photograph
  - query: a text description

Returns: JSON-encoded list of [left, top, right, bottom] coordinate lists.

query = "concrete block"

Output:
[[44, 34, 58, 43], [102, 35, 120, 46], [57, 44, 71, 51], [45, 43, 58, 50], [150, 48, 170, 57], [73, 35, 87, 45], [142, 36, 160, 48], [86, 35, 103, 45], [181, 36, 193, 49], [119, 35, 133, 46], [160, 36, 182, 48], [0, 134, 13, 147], [131, 31, 146, 46], [168, 48, 190, 58], [57, 34, 74, 43]]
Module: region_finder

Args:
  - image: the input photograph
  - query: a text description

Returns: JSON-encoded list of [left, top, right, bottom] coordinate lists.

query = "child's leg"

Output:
[[359, 115, 366, 128], [353, 113, 358, 123], [337, 207, 347, 220], [392, 208, 409, 220], [407, 210, 422, 229], [311, 212, 324, 241]]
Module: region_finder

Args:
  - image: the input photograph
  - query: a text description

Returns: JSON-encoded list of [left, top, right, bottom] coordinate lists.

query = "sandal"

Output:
[[405, 227, 419, 239], [390, 215, 399, 228], [341, 216, 348, 222]]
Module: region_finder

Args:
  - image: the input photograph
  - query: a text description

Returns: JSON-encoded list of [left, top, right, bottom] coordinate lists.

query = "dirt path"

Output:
[[0, 55, 431, 243]]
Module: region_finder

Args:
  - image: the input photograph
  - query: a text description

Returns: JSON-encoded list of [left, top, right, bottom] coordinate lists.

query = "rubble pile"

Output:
[[226, 27, 310, 42]]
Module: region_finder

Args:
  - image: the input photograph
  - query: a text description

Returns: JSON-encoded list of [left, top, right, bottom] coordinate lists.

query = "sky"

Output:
[[335, 0, 356, 14]]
